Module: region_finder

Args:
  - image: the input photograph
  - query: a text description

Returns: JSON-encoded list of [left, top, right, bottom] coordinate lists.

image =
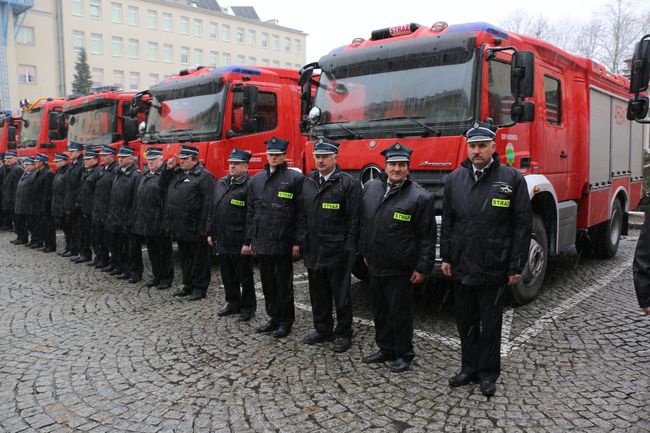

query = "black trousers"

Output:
[[65, 210, 81, 254], [27, 214, 41, 244], [79, 213, 93, 258], [92, 224, 109, 265], [127, 233, 143, 278], [368, 273, 415, 361], [259, 255, 294, 328], [107, 230, 131, 273], [55, 216, 70, 251], [14, 213, 28, 242], [219, 253, 256, 313], [177, 239, 212, 295], [39, 214, 56, 249], [454, 283, 506, 382], [307, 266, 353, 338], [145, 235, 174, 284]]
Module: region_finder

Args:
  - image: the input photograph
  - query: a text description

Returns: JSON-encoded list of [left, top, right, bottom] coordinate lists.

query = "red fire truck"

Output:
[[62, 87, 142, 155], [136, 66, 305, 177], [0, 111, 21, 153], [299, 22, 647, 304], [16, 98, 67, 163]]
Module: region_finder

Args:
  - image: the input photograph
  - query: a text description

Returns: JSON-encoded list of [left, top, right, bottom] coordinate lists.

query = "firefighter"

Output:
[[32, 153, 56, 253], [132, 148, 174, 290], [207, 148, 256, 321], [76, 149, 102, 264], [62, 142, 84, 258], [14, 157, 37, 246], [94, 146, 118, 270], [0, 153, 8, 230], [3, 151, 24, 242], [440, 125, 532, 397], [300, 137, 360, 352], [360, 142, 436, 373], [245, 137, 305, 338], [163, 145, 215, 301], [51, 153, 70, 254], [104, 146, 143, 283], [634, 211, 650, 315]]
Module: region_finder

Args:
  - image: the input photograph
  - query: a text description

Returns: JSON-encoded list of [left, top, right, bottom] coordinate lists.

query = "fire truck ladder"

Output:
[[0, 0, 33, 109]]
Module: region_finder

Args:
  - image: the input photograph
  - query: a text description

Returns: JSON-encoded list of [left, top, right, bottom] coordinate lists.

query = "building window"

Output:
[[91, 68, 104, 86], [16, 26, 34, 45], [113, 70, 124, 89], [222, 53, 230, 65], [180, 46, 189, 64], [18, 65, 36, 84], [148, 42, 158, 61], [72, 31, 84, 52], [148, 73, 159, 86], [194, 48, 203, 65], [209, 22, 217, 40], [247, 30, 256, 47], [209, 50, 218, 66], [111, 3, 122, 23], [147, 10, 157, 29], [285, 62, 292, 67], [112, 36, 123, 57], [248, 56, 256, 66], [272, 59, 280, 67], [129, 72, 140, 90], [235, 27, 244, 44], [180, 16, 189, 34], [261, 58, 269, 66], [128, 39, 139, 58], [294, 39, 301, 55], [127, 6, 138, 26], [162, 13, 172, 32], [72, 0, 83, 16], [284, 37, 291, 52], [271, 34, 279, 50], [237, 54, 245, 65], [162, 44, 172, 63], [90, 33, 103, 55], [294, 63, 301, 68], [89, 0, 101, 19], [222, 24, 230, 42], [193, 19, 202, 37], [261, 32, 269, 49]]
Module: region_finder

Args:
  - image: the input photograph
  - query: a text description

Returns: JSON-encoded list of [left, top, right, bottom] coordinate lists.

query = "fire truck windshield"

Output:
[[312, 55, 476, 138], [19, 108, 43, 147], [67, 104, 117, 146]]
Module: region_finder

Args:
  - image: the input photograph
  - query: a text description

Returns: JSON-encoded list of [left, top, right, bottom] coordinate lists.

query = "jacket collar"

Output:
[[460, 152, 501, 173], [264, 162, 287, 175], [308, 165, 341, 183], [119, 162, 137, 175], [229, 172, 249, 185]]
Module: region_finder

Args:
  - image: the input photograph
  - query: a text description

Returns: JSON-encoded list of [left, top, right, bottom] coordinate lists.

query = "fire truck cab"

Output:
[[300, 22, 647, 304], [16, 97, 67, 163], [0, 110, 21, 152]]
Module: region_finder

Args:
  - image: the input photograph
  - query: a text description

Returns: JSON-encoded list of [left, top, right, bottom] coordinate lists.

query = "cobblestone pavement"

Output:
[[0, 231, 648, 433]]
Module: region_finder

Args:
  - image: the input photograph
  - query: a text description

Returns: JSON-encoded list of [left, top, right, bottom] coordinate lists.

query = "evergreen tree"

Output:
[[71, 48, 92, 95]]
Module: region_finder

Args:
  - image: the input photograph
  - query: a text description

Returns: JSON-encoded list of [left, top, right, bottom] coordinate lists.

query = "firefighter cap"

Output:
[[228, 148, 252, 163], [0, 152, 4, 160], [84, 150, 99, 159], [53, 152, 68, 162], [67, 142, 83, 151], [35, 153, 49, 163], [313, 136, 340, 155], [178, 145, 199, 159], [145, 148, 163, 160], [23, 156, 35, 165], [99, 145, 117, 155], [466, 123, 497, 143], [381, 142, 413, 163], [265, 136, 289, 155], [4, 151, 16, 159], [117, 146, 135, 157]]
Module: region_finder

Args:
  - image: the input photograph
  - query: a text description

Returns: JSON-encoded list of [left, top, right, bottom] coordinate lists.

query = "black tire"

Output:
[[511, 214, 548, 305], [593, 199, 623, 259]]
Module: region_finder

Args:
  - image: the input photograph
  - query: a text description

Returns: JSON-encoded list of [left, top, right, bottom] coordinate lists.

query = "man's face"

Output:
[[178, 156, 197, 171], [118, 155, 133, 167], [314, 154, 337, 175], [229, 161, 247, 177], [467, 140, 495, 169], [55, 160, 67, 169], [267, 152, 286, 167], [67, 150, 82, 160], [385, 161, 409, 184], [24, 163, 34, 172], [5, 157, 16, 166], [34, 161, 45, 170], [99, 154, 114, 166], [147, 157, 163, 172], [84, 157, 98, 168]]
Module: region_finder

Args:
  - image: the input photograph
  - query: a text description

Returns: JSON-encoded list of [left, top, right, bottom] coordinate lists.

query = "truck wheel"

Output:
[[593, 199, 622, 259], [511, 215, 548, 305]]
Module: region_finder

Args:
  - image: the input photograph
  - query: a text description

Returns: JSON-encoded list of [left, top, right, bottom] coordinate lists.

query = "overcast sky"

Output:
[[223, 0, 607, 62]]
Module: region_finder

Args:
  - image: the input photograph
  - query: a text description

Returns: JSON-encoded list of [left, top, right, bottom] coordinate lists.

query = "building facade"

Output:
[[2, 0, 306, 110]]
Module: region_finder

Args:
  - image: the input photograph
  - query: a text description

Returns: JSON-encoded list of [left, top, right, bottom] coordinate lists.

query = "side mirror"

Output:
[[123, 117, 139, 141], [243, 85, 258, 119], [627, 96, 649, 121], [47, 131, 60, 142], [7, 125, 16, 149], [298, 66, 314, 87], [511, 101, 535, 123], [630, 37, 650, 94], [511, 51, 535, 98], [48, 111, 60, 131]]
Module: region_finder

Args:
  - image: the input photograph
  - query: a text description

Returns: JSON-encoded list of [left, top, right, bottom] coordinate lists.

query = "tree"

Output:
[[598, 0, 648, 73], [71, 48, 92, 95]]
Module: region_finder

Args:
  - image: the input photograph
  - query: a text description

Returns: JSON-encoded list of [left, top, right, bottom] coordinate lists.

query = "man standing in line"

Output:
[[245, 137, 304, 338], [94, 146, 118, 271], [51, 153, 70, 254], [441, 125, 532, 397], [62, 142, 84, 258], [132, 148, 174, 290], [163, 145, 215, 301], [301, 137, 360, 353], [32, 153, 56, 253], [633, 211, 650, 315], [76, 149, 102, 264], [207, 148, 256, 321], [0, 153, 7, 230], [360, 142, 436, 373], [3, 151, 24, 243], [14, 157, 36, 246]]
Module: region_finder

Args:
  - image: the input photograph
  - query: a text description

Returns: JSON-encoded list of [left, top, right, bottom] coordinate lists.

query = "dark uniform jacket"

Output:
[[360, 174, 436, 276], [91, 161, 117, 225], [63, 158, 84, 213], [302, 166, 361, 269], [132, 165, 167, 237], [246, 163, 305, 256], [33, 167, 54, 216], [440, 155, 532, 286], [15, 170, 40, 215], [633, 211, 650, 309], [0, 165, 6, 210], [162, 163, 215, 241], [104, 163, 141, 233], [2, 163, 24, 212], [51, 164, 69, 218], [79, 165, 102, 216], [207, 173, 250, 255]]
